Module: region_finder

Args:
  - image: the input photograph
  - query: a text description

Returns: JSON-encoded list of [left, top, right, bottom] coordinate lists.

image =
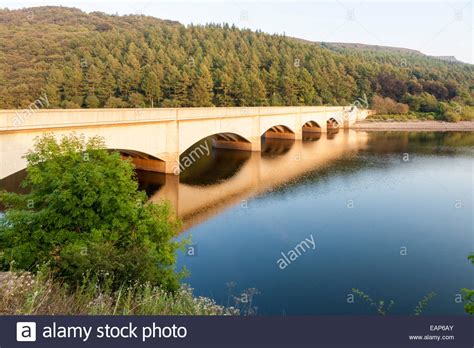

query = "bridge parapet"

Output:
[[0, 106, 368, 131]]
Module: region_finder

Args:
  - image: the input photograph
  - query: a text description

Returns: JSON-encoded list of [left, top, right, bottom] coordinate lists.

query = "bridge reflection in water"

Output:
[[137, 130, 369, 231]]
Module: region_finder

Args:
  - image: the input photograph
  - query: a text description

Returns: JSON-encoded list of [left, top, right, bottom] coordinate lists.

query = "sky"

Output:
[[2, 0, 473, 63]]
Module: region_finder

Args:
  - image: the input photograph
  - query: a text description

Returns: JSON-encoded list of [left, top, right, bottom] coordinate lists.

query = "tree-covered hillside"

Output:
[[0, 6, 473, 119]]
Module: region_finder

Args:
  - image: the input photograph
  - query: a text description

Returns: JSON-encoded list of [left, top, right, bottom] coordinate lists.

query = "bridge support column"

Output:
[[155, 153, 181, 175], [294, 128, 303, 140], [343, 115, 350, 129], [320, 123, 328, 133], [250, 136, 262, 151]]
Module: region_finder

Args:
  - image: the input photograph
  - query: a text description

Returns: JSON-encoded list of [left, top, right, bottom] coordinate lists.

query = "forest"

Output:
[[0, 6, 473, 120]]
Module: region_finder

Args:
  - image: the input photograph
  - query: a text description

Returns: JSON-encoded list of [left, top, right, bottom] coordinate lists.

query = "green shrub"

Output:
[[405, 92, 439, 113], [443, 110, 461, 122], [460, 106, 474, 120], [438, 101, 467, 122], [462, 254, 474, 315], [0, 134, 184, 292]]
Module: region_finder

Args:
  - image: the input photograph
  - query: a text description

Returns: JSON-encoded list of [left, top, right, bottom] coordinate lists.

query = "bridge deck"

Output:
[[0, 106, 352, 132]]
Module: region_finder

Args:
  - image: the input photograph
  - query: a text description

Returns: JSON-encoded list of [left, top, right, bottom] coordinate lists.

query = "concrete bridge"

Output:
[[0, 106, 369, 180]]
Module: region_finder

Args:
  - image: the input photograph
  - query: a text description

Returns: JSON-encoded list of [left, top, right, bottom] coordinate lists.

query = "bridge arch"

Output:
[[174, 132, 255, 175], [302, 120, 322, 133], [261, 125, 296, 139], [112, 149, 166, 173], [0, 148, 166, 189], [177, 121, 258, 155], [327, 117, 340, 131], [179, 132, 254, 156], [179, 134, 252, 186]]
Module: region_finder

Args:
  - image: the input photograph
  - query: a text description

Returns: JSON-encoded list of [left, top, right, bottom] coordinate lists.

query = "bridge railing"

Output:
[[0, 106, 370, 132]]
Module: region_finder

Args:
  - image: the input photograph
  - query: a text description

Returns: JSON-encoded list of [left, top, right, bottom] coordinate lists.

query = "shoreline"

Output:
[[353, 120, 474, 132]]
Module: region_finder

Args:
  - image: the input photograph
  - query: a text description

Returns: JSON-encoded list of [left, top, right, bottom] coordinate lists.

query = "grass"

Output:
[[352, 288, 436, 315], [0, 271, 239, 315]]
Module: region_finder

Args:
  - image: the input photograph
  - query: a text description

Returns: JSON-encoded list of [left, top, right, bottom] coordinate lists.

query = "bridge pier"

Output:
[[150, 153, 180, 175], [295, 129, 303, 140], [343, 118, 350, 129]]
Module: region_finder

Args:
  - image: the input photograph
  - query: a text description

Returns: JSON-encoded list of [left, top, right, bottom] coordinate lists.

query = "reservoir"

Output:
[[1, 130, 473, 315]]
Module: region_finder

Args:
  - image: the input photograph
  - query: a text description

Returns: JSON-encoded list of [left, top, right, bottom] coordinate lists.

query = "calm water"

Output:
[[1, 130, 473, 315], [172, 131, 474, 315]]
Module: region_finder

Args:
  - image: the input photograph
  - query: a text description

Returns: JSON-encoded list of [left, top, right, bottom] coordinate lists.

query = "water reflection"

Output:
[[148, 130, 369, 230], [261, 138, 295, 156], [180, 139, 252, 186], [302, 132, 322, 142], [364, 131, 474, 156], [136, 170, 166, 197]]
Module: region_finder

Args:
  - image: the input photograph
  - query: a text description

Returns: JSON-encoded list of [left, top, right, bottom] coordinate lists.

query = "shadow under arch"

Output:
[[327, 117, 340, 133], [0, 150, 168, 201], [1, 148, 165, 195], [261, 125, 296, 157], [106, 149, 170, 196], [0, 168, 28, 196], [302, 120, 322, 142], [179, 133, 252, 186], [110, 148, 167, 173], [261, 125, 295, 139], [135, 170, 167, 197]]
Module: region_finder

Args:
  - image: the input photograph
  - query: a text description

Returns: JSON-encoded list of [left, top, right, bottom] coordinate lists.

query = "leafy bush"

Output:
[[438, 102, 474, 122], [462, 254, 474, 315], [405, 92, 440, 113], [0, 134, 184, 292], [459, 105, 474, 121], [371, 95, 409, 114], [441, 110, 461, 122]]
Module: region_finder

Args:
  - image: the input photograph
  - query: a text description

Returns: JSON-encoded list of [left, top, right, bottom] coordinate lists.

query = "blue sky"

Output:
[[3, 0, 473, 63]]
